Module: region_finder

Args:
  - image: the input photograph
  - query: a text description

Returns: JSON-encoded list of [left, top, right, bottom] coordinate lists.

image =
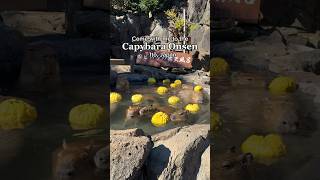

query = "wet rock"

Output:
[[187, 0, 209, 23], [197, 146, 210, 180], [110, 128, 152, 180], [147, 124, 210, 180], [1, 11, 65, 36], [133, 65, 177, 80], [269, 50, 320, 73], [179, 70, 210, 94], [118, 73, 149, 83], [111, 65, 131, 74]]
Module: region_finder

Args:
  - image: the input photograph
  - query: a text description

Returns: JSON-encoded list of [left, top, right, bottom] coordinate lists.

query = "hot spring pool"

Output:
[[110, 82, 210, 135]]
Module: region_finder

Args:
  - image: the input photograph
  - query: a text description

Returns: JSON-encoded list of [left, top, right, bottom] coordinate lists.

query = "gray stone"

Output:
[[110, 128, 152, 180], [40, 38, 109, 64], [269, 50, 320, 73], [1, 11, 65, 36], [197, 146, 210, 180], [190, 25, 210, 54], [179, 71, 210, 94], [147, 124, 210, 180], [118, 73, 149, 83], [187, 0, 208, 23], [285, 71, 320, 104], [133, 65, 177, 80], [149, 20, 170, 42], [111, 65, 131, 74]]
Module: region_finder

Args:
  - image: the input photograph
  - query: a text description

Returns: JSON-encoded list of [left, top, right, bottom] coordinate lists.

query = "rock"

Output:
[[133, 65, 177, 80], [285, 71, 320, 104], [200, 0, 210, 25], [1, 11, 65, 36], [147, 124, 210, 180], [187, 0, 209, 23], [269, 50, 320, 73], [118, 73, 149, 83], [149, 20, 170, 42], [190, 25, 210, 54], [37, 38, 109, 65], [197, 146, 210, 180], [178, 71, 210, 94], [111, 65, 131, 74], [110, 14, 151, 59], [110, 128, 152, 180]]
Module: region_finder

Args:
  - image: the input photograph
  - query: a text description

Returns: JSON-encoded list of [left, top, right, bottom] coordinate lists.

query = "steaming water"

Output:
[[110, 83, 210, 135], [212, 72, 320, 180]]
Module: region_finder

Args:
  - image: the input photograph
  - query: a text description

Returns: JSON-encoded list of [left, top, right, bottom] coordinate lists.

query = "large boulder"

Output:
[[110, 128, 153, 180], [1, 11, 65, 36], [179, 71, 210, 94], [147, 124, 210, 180], [269, 50, 320, 73], [197, 146, 210, 180], [187, 0, 209, 23], [190, 25, 210, 54], [32, 38, 109, 65]]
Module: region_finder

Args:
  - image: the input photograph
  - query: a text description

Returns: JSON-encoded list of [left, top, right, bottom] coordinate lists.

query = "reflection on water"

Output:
[[110, 83, 210, 135], [212, 71, 320, 180], [0, 68, 106, 180]]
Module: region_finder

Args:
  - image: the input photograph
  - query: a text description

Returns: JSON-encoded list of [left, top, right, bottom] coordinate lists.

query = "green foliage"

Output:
[[111, 0, 139, 11], [165, 9, 199, 38], [165, 9, 177, 20], [174, 18, 185, 31], [112, 0, 167, 16], [139, 0, 160, 13]]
